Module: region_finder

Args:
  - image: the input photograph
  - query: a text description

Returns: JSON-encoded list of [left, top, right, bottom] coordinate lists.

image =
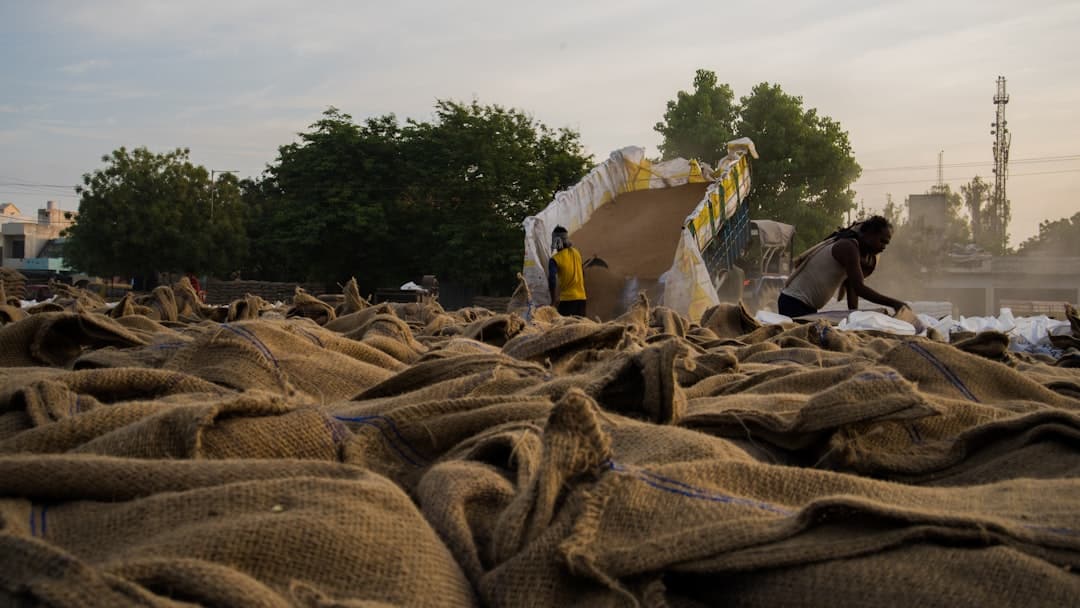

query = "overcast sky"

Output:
[[2, 0, 1077, 245]]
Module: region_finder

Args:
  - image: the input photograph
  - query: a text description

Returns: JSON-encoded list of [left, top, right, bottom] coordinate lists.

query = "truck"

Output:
[[522, 136, 794, 319], [522, 138, 794, 321]]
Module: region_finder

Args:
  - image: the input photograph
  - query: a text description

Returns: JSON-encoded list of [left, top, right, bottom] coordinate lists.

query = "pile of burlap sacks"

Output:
[[2, 276, 1079, 607]]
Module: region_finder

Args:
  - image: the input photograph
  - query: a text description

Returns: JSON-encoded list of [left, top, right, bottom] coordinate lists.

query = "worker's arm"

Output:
[[548, 258, 559, 306], [832, 240, 907, 312], [843, 256, 877, 309]]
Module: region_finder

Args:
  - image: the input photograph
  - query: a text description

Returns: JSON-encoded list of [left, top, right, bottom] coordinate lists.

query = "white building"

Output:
[[0, 201, 77, 273]]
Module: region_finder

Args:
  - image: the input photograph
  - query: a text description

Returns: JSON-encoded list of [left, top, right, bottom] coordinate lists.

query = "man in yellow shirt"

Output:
[[548, 226, 587, 317]]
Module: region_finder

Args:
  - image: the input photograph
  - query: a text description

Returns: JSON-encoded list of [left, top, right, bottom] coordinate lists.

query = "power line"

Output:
[[858, 154, 1080, 173], [855, 168, 1080, 187]]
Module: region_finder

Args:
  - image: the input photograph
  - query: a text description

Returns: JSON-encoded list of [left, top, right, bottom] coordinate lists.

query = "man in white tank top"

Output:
[[778, 216, 908, 318]]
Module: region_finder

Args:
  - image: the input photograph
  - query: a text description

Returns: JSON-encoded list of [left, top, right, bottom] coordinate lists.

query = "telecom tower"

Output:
[[989, 76, 1011, 253]]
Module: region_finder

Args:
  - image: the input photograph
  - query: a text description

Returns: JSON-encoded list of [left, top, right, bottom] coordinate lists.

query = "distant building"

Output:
[[0, 201, 77, 274]]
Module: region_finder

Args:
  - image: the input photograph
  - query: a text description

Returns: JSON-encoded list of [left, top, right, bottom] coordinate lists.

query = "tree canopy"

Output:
[[63, 147, 247, 279], [245, 102, 591, 294], [655, 71, 862, 251], [1017, 212, 1080, 257]]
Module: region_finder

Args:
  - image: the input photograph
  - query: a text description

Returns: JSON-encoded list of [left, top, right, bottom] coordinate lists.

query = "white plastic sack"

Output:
[[837, 310, 917, 335], [755, 310, 792, 325]]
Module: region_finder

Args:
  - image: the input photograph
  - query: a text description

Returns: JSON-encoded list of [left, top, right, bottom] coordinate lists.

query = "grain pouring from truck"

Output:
[[521, 138, 794, 321]]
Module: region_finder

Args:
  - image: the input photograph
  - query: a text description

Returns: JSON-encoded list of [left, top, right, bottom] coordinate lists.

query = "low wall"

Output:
[[204, 279, 328, 305]]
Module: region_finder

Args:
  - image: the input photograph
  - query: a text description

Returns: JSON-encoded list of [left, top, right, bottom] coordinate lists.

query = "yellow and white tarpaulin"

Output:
[[522, 138, 757, 322]]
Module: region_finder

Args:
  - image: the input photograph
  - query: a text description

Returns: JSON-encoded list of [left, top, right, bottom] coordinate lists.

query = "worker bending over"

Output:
[[778, 215, 908, 318], [548, 225, 587, 317]]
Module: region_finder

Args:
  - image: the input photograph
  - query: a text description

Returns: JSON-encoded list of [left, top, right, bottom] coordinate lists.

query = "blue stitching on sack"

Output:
[[608, 461, 794, 515], [905, 343, 979, 402], [334, 415, 426, 467], [222, 324, 280, 369], [1026, 524, 1080, 537], [294, 326, 324, 347], [29, 504, 35, 537]]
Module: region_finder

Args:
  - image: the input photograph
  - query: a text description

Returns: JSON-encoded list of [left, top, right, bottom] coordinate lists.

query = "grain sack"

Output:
[[0, 313, 148, 368], [0, 455, 475, 607]]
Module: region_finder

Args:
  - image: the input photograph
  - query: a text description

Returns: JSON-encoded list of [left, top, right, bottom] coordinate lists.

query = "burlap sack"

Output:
[[681, 365, 937, 451], [0, 367, 228, 427], [0, 304, 26, 325], [556, 460, 1080, 603], [277, 318, 407, 371], [285, 287, 336, 325], [827, 406, 1080, 485], [164, 320, 394, 400], [1, 390, 348, 462], [699, 302, 761, 340], [0, 455, 475, 607], [522, 339, 690, 425], [741, 346, 857, 368], [356, 353, 545, 400], [664, 543, 1080, 607], [333, 395, 553, 492], [950, 330, 1012, 362], [0, 312, 148, 368], [879, 338, 1080, 408], [461, 313, 527, 347], [502, 322, 630, 364], [333, 277, 369, 317]]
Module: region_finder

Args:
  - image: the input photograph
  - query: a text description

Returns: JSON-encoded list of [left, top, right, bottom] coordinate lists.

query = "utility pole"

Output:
[[210, 169, 239, 221], [990, 76, 1011, 254], [936, 150, 944, 192]]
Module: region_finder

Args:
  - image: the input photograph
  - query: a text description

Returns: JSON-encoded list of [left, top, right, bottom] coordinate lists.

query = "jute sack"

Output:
[[225, 294, 268, 322], [322, 301, 394, 334], [334, 394, 553, 492], [680, 366, 937, 451], [741, 346, 859, 368], [879, 338, 1080, 408], [461, 313, 527, 347], [0, 367, 228, 427], [950, 330, 1012, 362], [356, 353, 546, 400], [556, 459, 1080, 606], [333, 277, 369, 317], [674, 350, 740, 386], [827, 407, 1080, 485], [469, 392, 762, 606], [648, 306, 688, 338], [276, 318, 407, 372], [765, 319, 857, 352], [0, 280, 25, 325], [502, 322, 630, 364], [0, 455, 475, 607], [521, 339, 690, 424], [664, 543, 1080, 607], [164, 319, 394, 400], [699, 302, 761, 340], [0, 391, 348, 461], [0, 312, 148, 368], [285, 287, 336, 325]]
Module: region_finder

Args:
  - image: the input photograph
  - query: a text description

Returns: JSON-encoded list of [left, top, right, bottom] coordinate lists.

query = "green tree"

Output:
[[654, 69, 737, 164], [246, 103, 591, 294], [655, 73, 861, 251], [244, 108, 410, 287], [1017, 212, 1080, 256], [961, 175, 992, 249], [401, 100, 592, 294], [63, 147, 247, 279]]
